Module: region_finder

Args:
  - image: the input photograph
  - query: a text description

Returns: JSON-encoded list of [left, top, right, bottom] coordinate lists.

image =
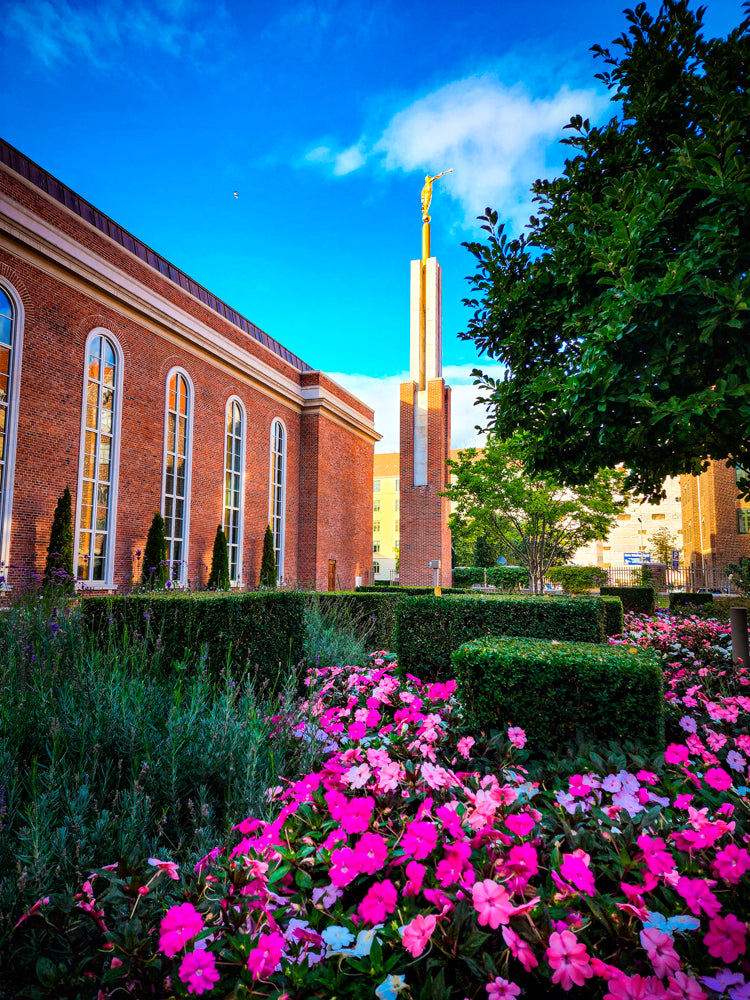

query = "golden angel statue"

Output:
[[421, 169, 453, 222]]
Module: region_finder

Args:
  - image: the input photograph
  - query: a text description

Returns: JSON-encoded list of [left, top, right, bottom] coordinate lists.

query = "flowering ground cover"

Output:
[[10, 611, 750, 999]]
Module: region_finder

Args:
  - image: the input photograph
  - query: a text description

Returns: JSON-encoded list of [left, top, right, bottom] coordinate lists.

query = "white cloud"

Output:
[[329, 364, 503, 453], [302, 72, 608, 232]]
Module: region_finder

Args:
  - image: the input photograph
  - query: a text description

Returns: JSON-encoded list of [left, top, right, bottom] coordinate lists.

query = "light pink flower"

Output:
[[703, 913, 747, 963], [148, 857, 180, 880], [159, 903, 204, 957], [502, 926, 538, 971], [178, 950, 220, 995], [472, 880, 514, 929], [457, 736, 475, 758], [358, 880, 397, 924], [246, 931, 285, 980], [507, 726, 526, 748], [639, 927, 681, 979], [546, 930, 593, 991], [486, 976, 521, 999], [401, 913, 437, 957]]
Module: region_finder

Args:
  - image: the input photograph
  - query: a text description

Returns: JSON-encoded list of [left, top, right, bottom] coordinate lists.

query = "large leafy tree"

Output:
[[462, 1, 750, 501], [443, 437, 628, 593]]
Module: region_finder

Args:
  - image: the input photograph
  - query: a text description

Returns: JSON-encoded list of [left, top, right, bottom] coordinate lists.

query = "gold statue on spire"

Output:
[[421, 169, 453, 223]]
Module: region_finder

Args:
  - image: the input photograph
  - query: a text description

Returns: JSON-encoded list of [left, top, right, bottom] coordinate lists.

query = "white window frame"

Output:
[[0, 279, 24, 582], [223, 396, 246, 586], [268, 417, 287, 583], [74, 328, 124, 588], [161, 367, 194, 586]]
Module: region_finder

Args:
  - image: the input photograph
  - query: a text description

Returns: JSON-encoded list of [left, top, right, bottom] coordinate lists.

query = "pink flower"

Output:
[[703, 913, 747, 963], [502, 926, 538, 971], [457, 736, 475, 758], [665, 744, 690, 765], [358, 880, 397, 924], [713, 844, 750, 884], [486, 977, 521, 999], [546, 930, 593, 991], [505, 812, 536, 837], [401, 913, 437, 957], [472, 879, 515, 929], [354, 832, 389, 874], [159, 903, 204, 957], [401, 820, 438, 860], [676, 877, 721, 919], [247, 931, 286, 979], [665, 972, 707, 1000], [178, 950, 220, 995], [604, 974, 652, 999], [639, 927, 681, 979], [559, 853, 596, 897], [148, 857, 180, 880], [329, 846, 362, 887], [508, 726, 526, 748], [704, 767, 733, 791], [403, 860, 425, 897]]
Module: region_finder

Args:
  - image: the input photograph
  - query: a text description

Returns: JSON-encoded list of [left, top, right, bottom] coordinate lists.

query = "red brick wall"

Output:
[[681, 462, 750, 570], [0, 168, 376, 593]]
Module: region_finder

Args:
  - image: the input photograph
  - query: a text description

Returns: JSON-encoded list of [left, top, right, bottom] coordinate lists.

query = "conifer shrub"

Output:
[[453, 636, 664, 754], [600, 585, 656, 614], [142, 512, 168, 589], [395, 594, 607, 681], [42, 487, 74, 591], [81, 591, 305, 680], [207, 525, 230, 591], [259, 525, 277, 588]]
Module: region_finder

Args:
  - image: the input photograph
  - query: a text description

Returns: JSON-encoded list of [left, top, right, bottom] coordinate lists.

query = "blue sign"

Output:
[[624, 553, 651, 565]]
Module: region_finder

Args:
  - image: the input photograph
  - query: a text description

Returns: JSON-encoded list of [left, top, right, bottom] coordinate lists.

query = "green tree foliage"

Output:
[[207, 525, 230, 591], [462, 2, 750, 501], [259, 525, 277, 588], [648, 525, 680, 565], [473, 534, 498, 568], [42, 487, 74, 591], [142, 512, 168, 589], [726, 557, 750, 596], [443, 436, 628, 593]]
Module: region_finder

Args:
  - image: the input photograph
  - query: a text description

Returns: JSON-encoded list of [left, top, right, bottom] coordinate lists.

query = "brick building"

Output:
[[0, 139, 378, 593], [681, 461, 750, 572]]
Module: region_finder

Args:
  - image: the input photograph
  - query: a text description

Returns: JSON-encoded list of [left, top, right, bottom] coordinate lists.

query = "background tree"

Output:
[[42, 487, 74, 591], [443, 436, 629, 593], [142, 512, 168, 589], [473, 534, 498, 568], [259, 525, 277, 588], [462, 1, 750, 501], [207, 525, 230, 591], [648, 525, 680, 565]]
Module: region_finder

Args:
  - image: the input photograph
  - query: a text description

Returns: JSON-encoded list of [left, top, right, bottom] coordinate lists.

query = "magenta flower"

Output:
[[704, 767, 733, 791], [354, 831, 388, 874], [403, 860, 425, 897], [603, 973, 651, 999], [502, 926, 538, 972], [329, 846, 362, 887], [665, 971, 707, 999], [178, 950, 220, 995], [665, 744, 690, 765], [400, 913, 437, 957], [676, 876, 721, 919], [472, 879, 514, 929], [246, 931, 285, 979], [639, 927, 681, 979], [401, 820, 438, 860], [486, 976, 521, 999], [358, 880, 397, 924], [703, 913, 747, 963], [713, 844, 750, 884], [504, 811, 536, 837], [559, 853, 596, 897], [159, 903, 204, 957], [546, 930, 593, 991]]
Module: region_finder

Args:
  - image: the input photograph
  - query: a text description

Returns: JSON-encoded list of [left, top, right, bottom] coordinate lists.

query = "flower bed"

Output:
[[10, 612, 750, 999]]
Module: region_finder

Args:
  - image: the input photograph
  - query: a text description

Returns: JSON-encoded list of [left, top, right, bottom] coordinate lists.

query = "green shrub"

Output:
[[142, 512, 168, 588], [260, 525, 277, 588], [315, 591, 402, 652], [546, 565, 608, 593], [453, 636, 664, 755], [395, 594, 607, 681], [207, 526, 230, 590], [80, 591, 305, 681], [600, 585, 656, 614], [452, 566, 529, 590], [602, 596, 624, 636], [669, 591, 715, 610], [355, 585, 471, 596], [42, 487, 74, 591]]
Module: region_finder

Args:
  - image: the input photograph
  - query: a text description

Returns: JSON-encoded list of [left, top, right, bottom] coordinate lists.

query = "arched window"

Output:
[[223, 398, 245, 584], [162, 369, 193, 583], [269, 419, 286, 582], [76, 331, 122, 583], [0, 282, 24, 576]]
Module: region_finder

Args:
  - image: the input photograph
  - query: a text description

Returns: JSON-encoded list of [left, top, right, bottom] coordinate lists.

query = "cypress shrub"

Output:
[[600, 586, 656, 614], [207, 525, 230, 591], [395, 594, 607, 681], [669, 591, 714, 610], [142, 512, 168, 588], [260, 525, 277, 588], [602, 596, 624, 636], [473, 535, 497, 568], [453, 636, 664, 755], [81, 591, 305, 680], [42, 486, 74, 591]]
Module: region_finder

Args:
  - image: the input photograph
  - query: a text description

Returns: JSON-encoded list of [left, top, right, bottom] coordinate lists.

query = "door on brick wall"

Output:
[[328, 559, 336, 591]]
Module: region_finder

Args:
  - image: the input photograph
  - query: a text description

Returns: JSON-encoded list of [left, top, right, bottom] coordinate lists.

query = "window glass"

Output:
[[269, 420, 286, 582], [738, 510, 750, 534], [163, 372, 191, 581], [223, 400, 244, 583], [0, 288, 13, 560]]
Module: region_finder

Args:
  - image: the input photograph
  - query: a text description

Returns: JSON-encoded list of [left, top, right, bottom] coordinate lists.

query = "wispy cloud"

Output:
[[330, 364, 504, 453], [302, 70, 608, 231], [2, 0, 221, 70]]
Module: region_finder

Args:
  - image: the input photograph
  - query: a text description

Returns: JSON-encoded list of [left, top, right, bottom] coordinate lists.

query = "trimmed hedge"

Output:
[[452, 567, 529, 590], [395, 594, 607, 681], [80, 591, 305, 680], [669, 591, 715, 610], [600, 586, 656, 614], [546, 565, 608, 593], [453, 637, 664, 755], [602, 596, 624, 636], [356, 586, 471, 596]]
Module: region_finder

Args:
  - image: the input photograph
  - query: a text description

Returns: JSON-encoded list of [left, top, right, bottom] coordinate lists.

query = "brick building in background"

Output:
[[681, 461, 750, 573], [0, 139, 378, 593]]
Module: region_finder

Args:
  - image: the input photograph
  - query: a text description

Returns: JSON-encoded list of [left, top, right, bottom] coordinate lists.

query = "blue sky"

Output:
[[1, 0, 744, 450]]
